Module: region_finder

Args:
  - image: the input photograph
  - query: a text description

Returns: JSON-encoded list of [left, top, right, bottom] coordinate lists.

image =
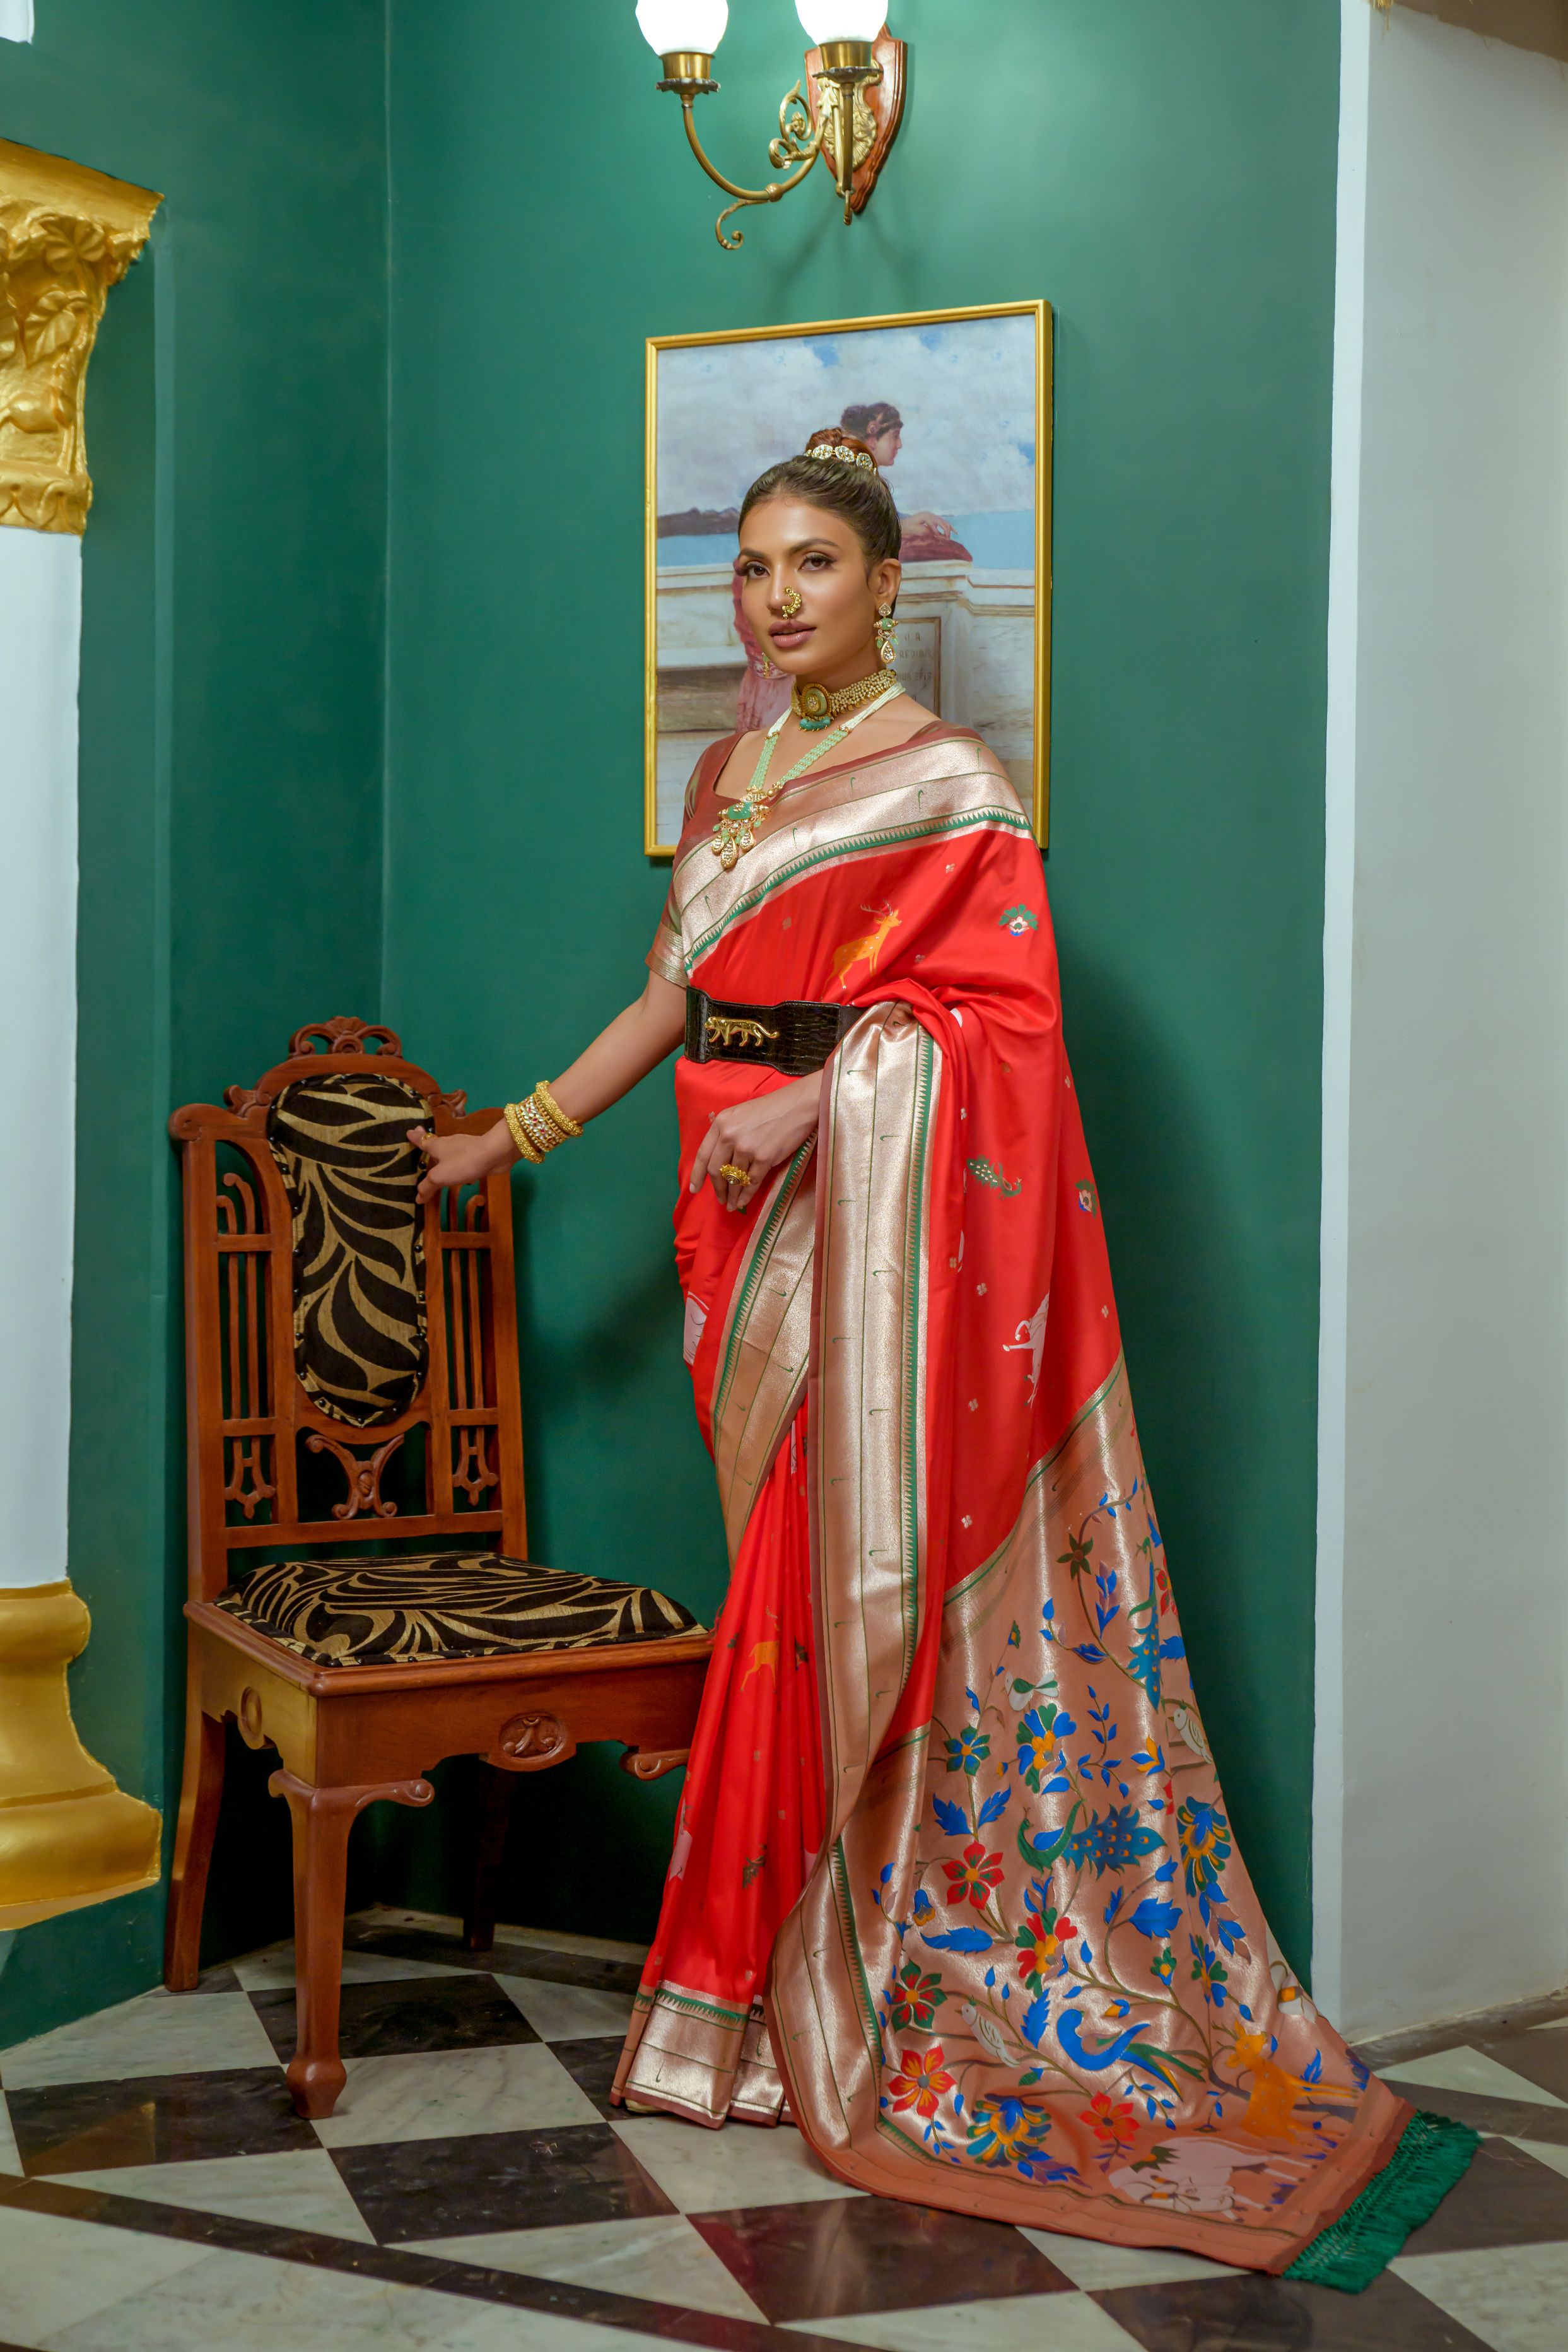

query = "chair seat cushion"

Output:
[[214, 1551, 702, 1668]]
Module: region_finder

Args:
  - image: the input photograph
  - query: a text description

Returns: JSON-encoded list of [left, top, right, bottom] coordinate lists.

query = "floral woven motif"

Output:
[[851, 1355, 1376, 2235]]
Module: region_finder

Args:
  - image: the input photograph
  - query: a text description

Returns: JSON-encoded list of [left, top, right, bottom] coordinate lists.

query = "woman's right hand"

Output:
[[409, 1121, 514, 1207]]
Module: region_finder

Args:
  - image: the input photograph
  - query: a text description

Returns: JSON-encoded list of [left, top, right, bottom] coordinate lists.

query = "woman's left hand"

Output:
[[688, 1073, 822, 1211]]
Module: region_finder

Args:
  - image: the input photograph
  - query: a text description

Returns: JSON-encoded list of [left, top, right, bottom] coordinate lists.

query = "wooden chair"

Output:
[[165, 1018, 710, 2118]]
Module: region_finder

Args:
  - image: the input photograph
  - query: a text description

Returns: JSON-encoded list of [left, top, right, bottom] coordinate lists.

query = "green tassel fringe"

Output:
[[1284, 2110, 1479, 2293]]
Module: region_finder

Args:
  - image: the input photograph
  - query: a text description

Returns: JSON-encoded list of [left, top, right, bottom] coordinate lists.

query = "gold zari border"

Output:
[[710, 1143, 817, 1562], [669, 734, 1027, 980]]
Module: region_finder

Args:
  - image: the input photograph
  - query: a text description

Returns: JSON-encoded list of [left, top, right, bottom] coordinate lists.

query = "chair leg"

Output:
[[269, 1767, 433, 2120], [164, 1697, 226, 1992], [463, 1764, 517, 1953]]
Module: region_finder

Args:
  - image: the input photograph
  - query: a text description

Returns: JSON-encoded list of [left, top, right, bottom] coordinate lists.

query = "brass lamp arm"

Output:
[[650, 33, 901, 255], [674, 82, 827, 250]]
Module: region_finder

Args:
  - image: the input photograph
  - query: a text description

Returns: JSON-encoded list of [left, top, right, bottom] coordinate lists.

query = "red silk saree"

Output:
[[615, 724, 1471, 2283]]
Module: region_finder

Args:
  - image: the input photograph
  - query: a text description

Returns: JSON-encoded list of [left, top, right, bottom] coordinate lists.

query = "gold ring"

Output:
[[718, 1163, 752, 1186]]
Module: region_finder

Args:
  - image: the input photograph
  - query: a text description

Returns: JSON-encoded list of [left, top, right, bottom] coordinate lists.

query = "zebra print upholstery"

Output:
[[267, 1073, 429, 1429], [216, 1551, 701, 1666]]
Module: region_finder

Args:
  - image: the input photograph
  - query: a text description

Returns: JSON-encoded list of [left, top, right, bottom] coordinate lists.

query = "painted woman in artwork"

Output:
[[411, 430, 1470, 2285]]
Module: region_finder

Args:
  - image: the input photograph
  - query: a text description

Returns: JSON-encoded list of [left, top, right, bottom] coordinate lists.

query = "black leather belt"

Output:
[[684, 989, 860, 1078]]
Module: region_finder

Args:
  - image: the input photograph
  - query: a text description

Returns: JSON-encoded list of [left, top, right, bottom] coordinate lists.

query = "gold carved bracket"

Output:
[[0, 138, 161, 535]]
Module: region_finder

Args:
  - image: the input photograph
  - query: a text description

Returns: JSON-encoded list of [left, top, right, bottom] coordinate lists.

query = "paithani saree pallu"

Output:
[[614, 724, 1473, 2284]]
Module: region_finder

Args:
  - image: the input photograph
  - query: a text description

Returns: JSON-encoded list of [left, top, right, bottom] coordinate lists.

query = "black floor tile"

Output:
[[1383, 2081, 1568, 2146], [692, 2195, 1071, 2323], [170, 1965, 242, 1996], [250, 1972, 537, 2062], [1095, 2267, 1496, 2350], [1396, 2130, 1568, 2255], [0, 2172, 818, 2349], [547, 2035, 623, 2119], [1358, 1995, 1568, 2075], [345, 1925, 642, 1997], [329, 2120, 675, 2243], [8, 2067, 318, 2175]]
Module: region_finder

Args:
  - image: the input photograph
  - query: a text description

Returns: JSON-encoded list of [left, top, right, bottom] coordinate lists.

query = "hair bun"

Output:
[[802, 427, 879, 475]]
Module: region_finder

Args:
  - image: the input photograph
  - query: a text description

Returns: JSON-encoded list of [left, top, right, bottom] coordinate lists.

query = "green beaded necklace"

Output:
[[710, 680, 906, 871]]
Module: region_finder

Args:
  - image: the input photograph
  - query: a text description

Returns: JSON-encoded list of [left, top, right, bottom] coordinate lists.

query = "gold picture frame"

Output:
[[645, 299, 1053, 857]]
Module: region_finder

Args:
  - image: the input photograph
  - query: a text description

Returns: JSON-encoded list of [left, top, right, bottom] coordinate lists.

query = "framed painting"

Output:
[[644, 299, 1052, 857]]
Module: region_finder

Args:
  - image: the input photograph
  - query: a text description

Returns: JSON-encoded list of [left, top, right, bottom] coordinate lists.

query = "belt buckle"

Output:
[[705, 1014, 781, 1055]]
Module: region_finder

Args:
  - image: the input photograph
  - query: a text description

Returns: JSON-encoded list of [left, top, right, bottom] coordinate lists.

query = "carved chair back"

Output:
[[171, 1019, 527, 1604]]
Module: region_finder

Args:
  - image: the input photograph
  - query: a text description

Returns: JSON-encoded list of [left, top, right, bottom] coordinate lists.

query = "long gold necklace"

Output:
[[711, 679, 906, 870]]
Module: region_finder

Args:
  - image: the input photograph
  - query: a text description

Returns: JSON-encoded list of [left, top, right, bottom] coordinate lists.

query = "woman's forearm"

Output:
[[470, 973, 686, 1173], [545, 973, 687, 1126], [412, 973, 687, 1201]]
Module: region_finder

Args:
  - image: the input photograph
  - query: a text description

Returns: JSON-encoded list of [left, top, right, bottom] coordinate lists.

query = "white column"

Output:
[[1316, 1, 1568, 2037], [0, 528, 81, 1589], [1312, 0, 1371, 2032]]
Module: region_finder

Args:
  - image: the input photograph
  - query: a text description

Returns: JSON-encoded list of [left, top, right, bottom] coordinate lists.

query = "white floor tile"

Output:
[[782, 2289, 1142, 2350], [611, 2112, 860, 2213], [1509, 2136, 1568, 2182], [0, 2090, 21, 2175], [489, 1924, 648, 1967], [54, 2147, 374, 2242], [1393, 2241, 1568, 2352], [40, 2240, 680, 2351], [495, 1974, 635, 2043], [233, 1944, 472, 1992], [1379, 2045, 1568, 2108], [405, 2212, 766, 2322], [1019, 2223, 1240, 2291], [0, 2205, 206, 2342], [1, 1990, 279, 2091], [313, 2040, 600, 2148]]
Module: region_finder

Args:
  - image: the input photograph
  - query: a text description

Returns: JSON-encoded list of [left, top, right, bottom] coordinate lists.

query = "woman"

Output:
[[839, 399, 972, 564], [411, 429, 1470, 2286]]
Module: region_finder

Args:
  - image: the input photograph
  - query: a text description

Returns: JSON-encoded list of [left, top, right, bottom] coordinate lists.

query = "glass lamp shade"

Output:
[[635, 0, 728, 55], [795, 1, 885, 42]]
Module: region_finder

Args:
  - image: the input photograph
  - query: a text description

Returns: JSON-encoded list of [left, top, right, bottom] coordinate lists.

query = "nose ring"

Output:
[[781, 589, 804, 620]]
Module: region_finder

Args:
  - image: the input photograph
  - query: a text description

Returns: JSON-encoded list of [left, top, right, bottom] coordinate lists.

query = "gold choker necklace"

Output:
[[792, 667, 899, 732]]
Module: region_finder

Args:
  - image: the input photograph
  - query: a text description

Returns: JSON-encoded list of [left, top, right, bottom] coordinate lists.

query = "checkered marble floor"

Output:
[[3, 1909, 1567, 2351]]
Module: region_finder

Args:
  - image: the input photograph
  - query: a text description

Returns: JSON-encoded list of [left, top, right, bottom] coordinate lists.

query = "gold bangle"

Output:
[[516, 1095, 562, 1159], [533, 1080, 583, 1140], [503, 1102, 543, 1165]]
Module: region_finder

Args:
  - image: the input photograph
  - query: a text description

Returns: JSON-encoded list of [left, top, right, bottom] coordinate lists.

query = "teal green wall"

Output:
[[0, 0, 1339, 2049], [382, 0, 1339, 1968], [0, 1, 388, 2046]]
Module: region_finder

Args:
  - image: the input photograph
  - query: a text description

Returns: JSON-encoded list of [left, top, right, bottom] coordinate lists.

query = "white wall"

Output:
[[0, 528, 81, 1590], [1316, 1, 1568, 2037]]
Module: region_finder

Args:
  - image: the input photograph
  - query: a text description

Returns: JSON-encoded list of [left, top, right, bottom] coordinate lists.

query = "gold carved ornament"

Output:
[[0, 138, 161, 535]]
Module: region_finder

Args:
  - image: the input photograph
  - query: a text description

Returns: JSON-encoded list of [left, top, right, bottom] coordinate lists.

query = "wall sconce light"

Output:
[[636, 2, 907, 251]]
